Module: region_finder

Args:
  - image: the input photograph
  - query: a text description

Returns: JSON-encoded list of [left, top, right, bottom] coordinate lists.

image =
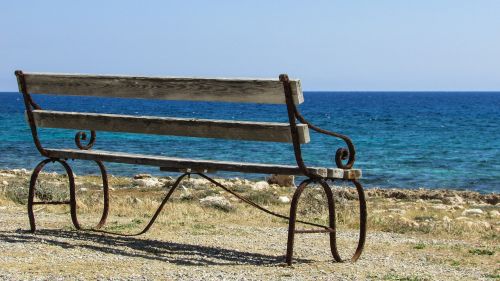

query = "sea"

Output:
[[0, 92, 498, 193]]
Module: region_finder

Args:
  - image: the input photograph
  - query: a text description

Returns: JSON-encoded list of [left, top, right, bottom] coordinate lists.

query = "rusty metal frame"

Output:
[[16, 70, 367, 266]]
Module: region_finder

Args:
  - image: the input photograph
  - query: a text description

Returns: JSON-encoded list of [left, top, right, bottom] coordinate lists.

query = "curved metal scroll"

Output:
[[75, 131, 97, 150], [294, 110, 356, 170]]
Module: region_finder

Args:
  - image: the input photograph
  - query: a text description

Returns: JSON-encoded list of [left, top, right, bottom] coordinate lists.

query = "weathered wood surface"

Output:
[[32, 110, 310, 143], [23, 72, 303, 104], [327, 168, 362, 180], [46, 149, 328, 176]]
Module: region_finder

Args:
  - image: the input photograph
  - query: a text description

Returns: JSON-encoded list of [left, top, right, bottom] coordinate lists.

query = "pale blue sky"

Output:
[[1, 1, 499, 91]]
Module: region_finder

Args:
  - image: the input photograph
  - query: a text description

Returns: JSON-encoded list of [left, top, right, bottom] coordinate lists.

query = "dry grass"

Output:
[[1, 173, 497, 244]]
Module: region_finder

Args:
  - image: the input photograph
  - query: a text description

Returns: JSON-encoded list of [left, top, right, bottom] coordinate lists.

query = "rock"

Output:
[[132, 197, 143, 204], [11, 168, 29, 175], [252, 181, 270, 191], [480, 221, 491, 229], [199, 196, 233, 211], [488, 210, 500, 218], [1, 180, 8, 186], [133, 177, 160, 188], [266, 174, 295, 187], [399, 217, 419, 227], [133, 174, 152, 179], [431, 204, 448, 211], [462, 208, 484, 216], [455, 216, 469, 221], [313, 194, 324, 201], [179, 191, 193, 201], [388, 208, 406, 214], [442, 216, 452, 223], [79, 187, 88, 192], [442, 195, 464, 205], [278, 196, 290, 204]]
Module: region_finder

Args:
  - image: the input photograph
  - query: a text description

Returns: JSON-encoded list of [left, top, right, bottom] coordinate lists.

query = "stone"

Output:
[[399, 217, 419, 227], [79, 187, 88, 192], [442, 195, 464, 205], [431, 204, 448, 211], [133, 177, 160, 188], [462, 208, 484, 216], [252, 181, 270, 191], [199, 196, 233, 211], [480, 221, 491, 229], [179, 191, 193, 201], [278, 196, 290, 204], [266, 174, 295, 187], [11, 168, 29, 175], [1, 180, 8, 186], [133, 174, 152, 179], [388, 208, 406, 214], [488, 210, 500, 218], [442, 216, 452, 223], [132, 197, 143, 204]]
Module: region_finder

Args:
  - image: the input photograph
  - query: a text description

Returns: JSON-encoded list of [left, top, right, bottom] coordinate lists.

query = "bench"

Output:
[[15, 70, 367, 265]]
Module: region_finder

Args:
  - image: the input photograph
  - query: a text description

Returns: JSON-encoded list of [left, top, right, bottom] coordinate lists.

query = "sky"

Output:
[[1, 1, 499, 91]]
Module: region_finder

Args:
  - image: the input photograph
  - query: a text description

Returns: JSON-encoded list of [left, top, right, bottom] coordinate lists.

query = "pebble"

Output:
[[266, 174, 295, 187], [1, 180, 8, 186], [252, 181, 270, 191], [431, 204, 448, 210], [199, 195, 233, 211], [278, 196, 290, 204], [488, 210, 500, 218], [461, 208, 484, 216], [133, 177, 161, 188], [442, 216, 452, 223]]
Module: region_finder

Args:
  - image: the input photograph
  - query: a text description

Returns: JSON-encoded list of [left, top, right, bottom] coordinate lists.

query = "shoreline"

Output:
[[0, 168, 498, 204], [0, 168, 498, 280]]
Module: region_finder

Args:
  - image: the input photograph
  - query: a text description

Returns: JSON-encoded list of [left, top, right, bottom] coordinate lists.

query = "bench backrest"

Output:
[[17, 72, 309, 144]]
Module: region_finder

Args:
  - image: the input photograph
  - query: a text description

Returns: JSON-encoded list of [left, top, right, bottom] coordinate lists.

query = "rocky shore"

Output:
[[0, 168, 498, 280]]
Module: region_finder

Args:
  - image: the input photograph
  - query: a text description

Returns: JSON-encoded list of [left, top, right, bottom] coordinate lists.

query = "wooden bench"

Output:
[[16, 70, 367, 265]]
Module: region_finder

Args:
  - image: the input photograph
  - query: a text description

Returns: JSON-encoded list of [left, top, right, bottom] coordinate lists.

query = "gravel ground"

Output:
[[0, 205, 497, 281]]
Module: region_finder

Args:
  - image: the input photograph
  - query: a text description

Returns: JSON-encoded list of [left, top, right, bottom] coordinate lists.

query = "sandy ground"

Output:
[[0, 204, 498, 281]]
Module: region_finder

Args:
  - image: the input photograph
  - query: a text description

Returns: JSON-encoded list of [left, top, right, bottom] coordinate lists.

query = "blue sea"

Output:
[[0, 92, 498, 193]]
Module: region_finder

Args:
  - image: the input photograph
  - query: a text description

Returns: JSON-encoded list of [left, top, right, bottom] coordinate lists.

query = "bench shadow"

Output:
[[0, 229, 312, 266]]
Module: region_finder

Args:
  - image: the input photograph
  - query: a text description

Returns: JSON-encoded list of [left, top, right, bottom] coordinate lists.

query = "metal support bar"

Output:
[[32, 201, 70, 205]]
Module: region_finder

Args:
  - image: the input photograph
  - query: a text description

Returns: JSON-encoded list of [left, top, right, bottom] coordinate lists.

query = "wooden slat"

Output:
[[327, 168, 362, 179], [32, 110, 310, 143], [23, 72, 303, 104], [46, 149, 327, 176]]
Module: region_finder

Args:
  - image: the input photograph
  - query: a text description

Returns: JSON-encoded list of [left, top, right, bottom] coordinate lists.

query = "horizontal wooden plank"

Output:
[[46, 149, 327, 176], [327, 168, 362, 179], [23, 72, 303, 104], [32, 110, 310, 143]]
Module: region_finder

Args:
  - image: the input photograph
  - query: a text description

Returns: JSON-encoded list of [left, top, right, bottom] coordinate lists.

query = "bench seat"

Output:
[[45, 149, 361, 179]]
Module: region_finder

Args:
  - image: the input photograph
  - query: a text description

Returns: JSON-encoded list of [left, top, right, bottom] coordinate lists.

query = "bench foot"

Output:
[[285, 178, 367, 265], [28, 158, 80, 232], [27, 159, 110, 232]]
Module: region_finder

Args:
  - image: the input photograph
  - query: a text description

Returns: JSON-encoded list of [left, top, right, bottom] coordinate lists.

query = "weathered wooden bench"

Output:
[[16, 70, 366, 265]]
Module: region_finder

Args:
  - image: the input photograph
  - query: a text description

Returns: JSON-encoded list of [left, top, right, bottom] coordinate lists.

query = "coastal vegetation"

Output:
[[0, 169, 498, 280]]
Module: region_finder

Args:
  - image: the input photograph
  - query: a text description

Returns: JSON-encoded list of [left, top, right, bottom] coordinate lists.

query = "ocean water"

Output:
[[0, 92, 498, 193]]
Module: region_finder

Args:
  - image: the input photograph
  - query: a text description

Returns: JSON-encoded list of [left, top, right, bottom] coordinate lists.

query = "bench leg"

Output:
[[326, 179, 367, 262], [93, 161, 109, 229], [285, 178, 313, 265], [28, 158, 81, 232], [285, 178, 367, 265]]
